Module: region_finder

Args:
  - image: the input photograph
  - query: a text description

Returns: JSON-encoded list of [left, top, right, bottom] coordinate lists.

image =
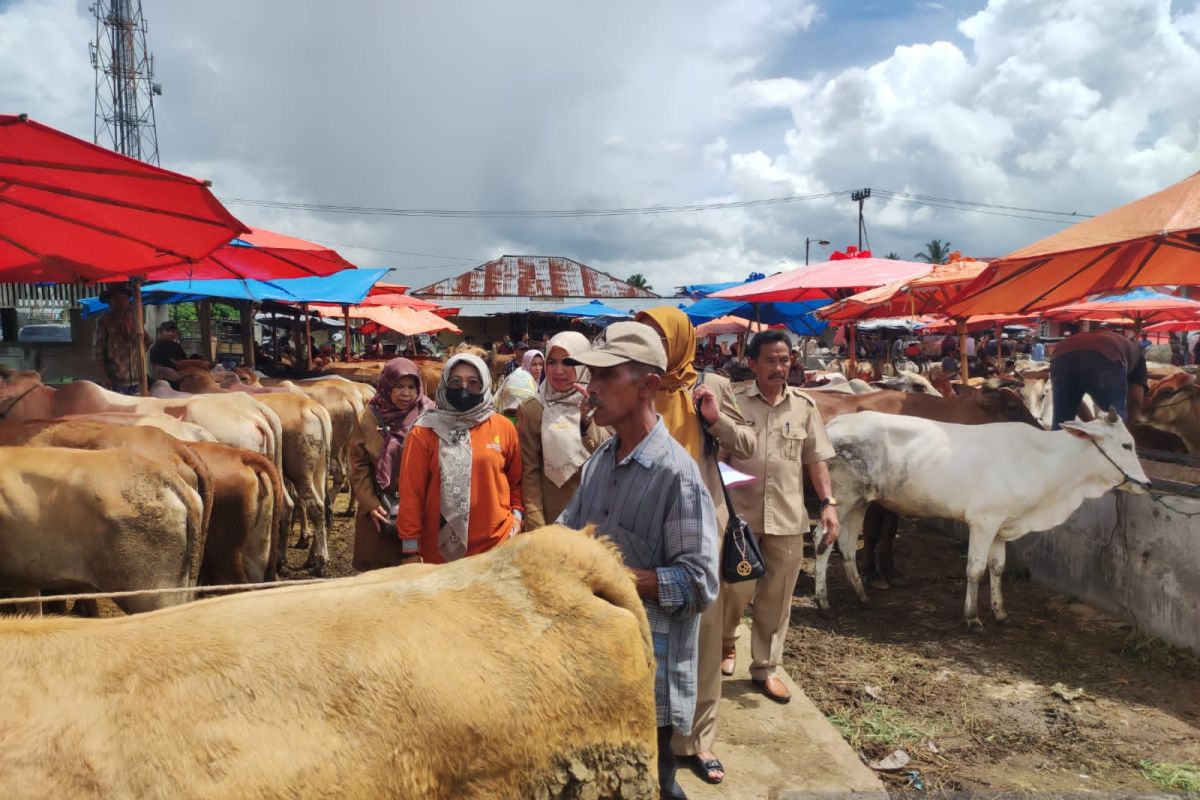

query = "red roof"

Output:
[[413, 255, 659, 299]]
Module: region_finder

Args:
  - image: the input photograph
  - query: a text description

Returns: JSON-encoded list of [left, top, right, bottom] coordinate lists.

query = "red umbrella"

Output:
[[919, 313, 1039, 334], [0, 114, 247, 282], [817, 259, 989, 323], [711, 248, 932, 303]]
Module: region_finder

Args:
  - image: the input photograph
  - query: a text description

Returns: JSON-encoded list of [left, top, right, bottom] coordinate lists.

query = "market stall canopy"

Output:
[[945, 171, 1200, 316], [78, 269, 390, 317], [919, 313, 1040, 334], [694, 315, 776, 337], [143, 227, 357, 282], [1041, 288, 1200, 325], [0, 114, 247, 282], [1144, 319, 1200, 333], [710, 249, 932, 303], [685, 296, 830, 336], [548, 299, 631, 318], [356, 306, 462, 336], [817, 258, 989, 323]]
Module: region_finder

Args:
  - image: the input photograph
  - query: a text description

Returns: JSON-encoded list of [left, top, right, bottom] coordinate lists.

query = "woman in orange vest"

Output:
[[397, 353, 524, 563]]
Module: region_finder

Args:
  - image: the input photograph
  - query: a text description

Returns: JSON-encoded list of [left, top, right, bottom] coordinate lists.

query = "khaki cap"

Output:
[[566, 321, 667, 371]]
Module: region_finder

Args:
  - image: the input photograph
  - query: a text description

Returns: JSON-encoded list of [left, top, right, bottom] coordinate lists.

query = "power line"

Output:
[[218, 191, 850, 219], [219, 187, 1094, 224]]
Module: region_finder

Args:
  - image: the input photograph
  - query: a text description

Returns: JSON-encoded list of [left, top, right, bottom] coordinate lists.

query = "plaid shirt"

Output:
[[558, 416, 718, 732], [93, 309, 147, 387]]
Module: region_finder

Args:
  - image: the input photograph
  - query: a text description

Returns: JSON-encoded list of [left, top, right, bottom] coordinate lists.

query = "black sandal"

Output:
[[689, 755, 725, 785]]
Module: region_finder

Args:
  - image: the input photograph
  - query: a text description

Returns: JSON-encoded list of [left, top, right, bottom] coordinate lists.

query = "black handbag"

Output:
[[697, 383, 766, 584]]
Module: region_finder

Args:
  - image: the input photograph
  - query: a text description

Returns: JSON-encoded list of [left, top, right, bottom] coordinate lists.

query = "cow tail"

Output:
[[257, 455, 286, 582], [178, 445, 215, 553], [175, 472, 206, 590]]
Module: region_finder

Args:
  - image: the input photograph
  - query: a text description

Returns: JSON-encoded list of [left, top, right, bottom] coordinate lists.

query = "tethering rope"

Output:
[[0, 577, 333, 607]]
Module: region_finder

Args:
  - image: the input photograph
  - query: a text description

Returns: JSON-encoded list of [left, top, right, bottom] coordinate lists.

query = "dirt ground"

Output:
[[783, 521, 1200, 797]]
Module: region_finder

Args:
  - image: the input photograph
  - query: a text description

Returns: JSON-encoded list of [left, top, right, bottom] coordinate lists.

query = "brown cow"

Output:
[[1143, 372, 1200, 453], [0, 446, 204, 615], [0, 527, 658, 799], [157, 378, 332, 575]]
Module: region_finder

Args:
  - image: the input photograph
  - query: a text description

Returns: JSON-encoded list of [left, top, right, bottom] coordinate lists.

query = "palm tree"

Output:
[[626, 273, 653, 291], [914, 239, 952, 265]]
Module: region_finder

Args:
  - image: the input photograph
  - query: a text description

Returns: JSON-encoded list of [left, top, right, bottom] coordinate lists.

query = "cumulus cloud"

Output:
[[1, 0, 1198, 293]]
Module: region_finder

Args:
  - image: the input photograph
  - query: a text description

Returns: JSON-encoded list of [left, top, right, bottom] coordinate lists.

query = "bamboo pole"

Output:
[[240, 301, 256, 369], [342, 304, 351, 361], [847, 324, 858, 376], [302, 303, 313, 371], [957, 318, 969, 382], [198, 299, 213, 363], [133, 277, 149, 397]]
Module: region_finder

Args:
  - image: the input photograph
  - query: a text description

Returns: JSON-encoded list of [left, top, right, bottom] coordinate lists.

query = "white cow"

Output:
[[816, 410, 1150, 629]]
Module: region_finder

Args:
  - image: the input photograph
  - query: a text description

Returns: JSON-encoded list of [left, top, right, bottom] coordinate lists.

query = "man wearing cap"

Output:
[[93, 284, 150, 395], [148, 320, 189, 389], [558, 321, 719, 800]]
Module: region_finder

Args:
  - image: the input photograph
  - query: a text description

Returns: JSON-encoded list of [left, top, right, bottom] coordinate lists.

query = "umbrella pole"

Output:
[[957, 319, 969, 382], [134, 277, 149, 397], [343, 304, 351, 361], [994, 322, 1002, 370], [302, 303, 313, 371]]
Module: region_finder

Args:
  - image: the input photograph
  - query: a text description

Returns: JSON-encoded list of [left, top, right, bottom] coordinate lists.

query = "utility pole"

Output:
[[851, 188, 871, 251], [90, 0, 162, 165]]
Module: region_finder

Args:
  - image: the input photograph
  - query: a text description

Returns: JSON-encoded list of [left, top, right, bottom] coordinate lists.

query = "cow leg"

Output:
[[988, 538, 1008, 623], [813, 503, 868, 617], [860, 504, 888, 591], [297, 479, 329, 576], [288, 478, 310, 550], [964, 525, 997, 631], [1, 590, 42, 617], [879, 511, 905, 586]]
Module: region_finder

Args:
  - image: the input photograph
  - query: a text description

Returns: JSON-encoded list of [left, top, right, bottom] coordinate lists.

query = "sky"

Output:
[[2, 0, 1199, 295]]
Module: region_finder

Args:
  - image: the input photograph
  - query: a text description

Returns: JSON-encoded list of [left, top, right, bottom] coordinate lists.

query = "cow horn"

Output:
[[1104, 406, 1120, 424]]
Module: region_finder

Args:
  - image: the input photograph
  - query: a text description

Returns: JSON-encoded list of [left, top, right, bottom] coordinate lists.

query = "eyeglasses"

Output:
[[446, 379, 484, 393]]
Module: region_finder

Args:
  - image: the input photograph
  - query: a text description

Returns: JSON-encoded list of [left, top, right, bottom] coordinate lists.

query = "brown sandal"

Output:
[[720, 646, 736, 677]]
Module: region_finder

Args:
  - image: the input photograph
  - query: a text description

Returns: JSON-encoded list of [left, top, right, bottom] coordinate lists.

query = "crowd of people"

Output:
[[343, 306, 839, 799]]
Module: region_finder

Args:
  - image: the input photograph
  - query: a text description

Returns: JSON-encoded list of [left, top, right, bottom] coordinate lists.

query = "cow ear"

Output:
[[1060, 420, 1097, 440], [1104, 406, 1121, 424]]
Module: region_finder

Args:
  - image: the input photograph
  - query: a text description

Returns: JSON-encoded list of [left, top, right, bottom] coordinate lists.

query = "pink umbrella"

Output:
[[711, 250, 933, 303], [694, 315, 776, 337]]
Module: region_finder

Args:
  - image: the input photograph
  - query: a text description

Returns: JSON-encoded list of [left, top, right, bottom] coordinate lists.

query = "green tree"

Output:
[[914, 239, 953, 265], [626, 273, 653, 291]]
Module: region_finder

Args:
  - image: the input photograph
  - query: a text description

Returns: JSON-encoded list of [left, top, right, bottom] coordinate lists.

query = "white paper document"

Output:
[[719, 462, 756, 487]]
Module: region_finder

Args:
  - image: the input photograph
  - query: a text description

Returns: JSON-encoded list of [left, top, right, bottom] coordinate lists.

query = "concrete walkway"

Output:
[[675, 625, 886, 800]]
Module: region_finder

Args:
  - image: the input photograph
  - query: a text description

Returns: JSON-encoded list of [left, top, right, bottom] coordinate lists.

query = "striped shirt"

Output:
[[558, 416, 718, 732]]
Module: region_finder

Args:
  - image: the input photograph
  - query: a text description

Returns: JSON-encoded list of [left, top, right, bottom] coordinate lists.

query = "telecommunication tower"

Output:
[[89, 0, 162, 165]]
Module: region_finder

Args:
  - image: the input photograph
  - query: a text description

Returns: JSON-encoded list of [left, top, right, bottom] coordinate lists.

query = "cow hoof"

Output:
[[816, 607, 835, 621], [886, 574, 909, 588], [307, 561, 328, 578], [993, 615, 1009, 626], [966, 619, 985, 634], [867, 578, 890, 591], [857, 596, 872, 609], [293, 535, 311, 550]]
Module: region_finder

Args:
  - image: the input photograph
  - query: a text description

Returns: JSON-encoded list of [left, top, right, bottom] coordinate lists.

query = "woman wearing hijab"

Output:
[[635, 305, 756, 786], [516, 332, 610, 529], [522, 348, 545, 383], [396, 353, 524, 563], [347, 358, 437, 572]]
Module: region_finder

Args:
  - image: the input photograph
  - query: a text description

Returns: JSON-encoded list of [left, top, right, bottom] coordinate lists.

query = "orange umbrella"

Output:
[[946, 171, 1200, 316], [1041, 288, 1200, 326], [356, 306, 461, 336], [818, 258, 989, 323], [919, 313, 1039, 334], [694, 315, 775, 336]]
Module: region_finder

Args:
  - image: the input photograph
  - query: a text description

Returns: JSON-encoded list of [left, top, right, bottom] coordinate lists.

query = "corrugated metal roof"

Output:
[[413, 255, 659, 299], [439, 296, 686, 318]]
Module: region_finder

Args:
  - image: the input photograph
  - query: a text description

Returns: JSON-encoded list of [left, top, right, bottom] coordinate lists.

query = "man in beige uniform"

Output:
[[722, 330, 840, 702]]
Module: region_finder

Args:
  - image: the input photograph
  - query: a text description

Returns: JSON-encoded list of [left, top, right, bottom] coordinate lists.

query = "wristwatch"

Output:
[[819, 497, 838, 509]]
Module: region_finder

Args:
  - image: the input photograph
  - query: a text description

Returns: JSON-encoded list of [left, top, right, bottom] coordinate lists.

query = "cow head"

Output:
[[871, 370, 943, 397], [1061, 409, 1150, 493], [0, 369, 46, 420]]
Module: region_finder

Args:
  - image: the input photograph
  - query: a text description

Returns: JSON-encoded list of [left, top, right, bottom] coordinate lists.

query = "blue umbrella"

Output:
[[685, 296, 830, 336]]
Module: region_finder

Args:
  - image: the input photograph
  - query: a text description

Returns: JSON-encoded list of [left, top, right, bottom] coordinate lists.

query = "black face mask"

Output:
[[446, 387, 484, 412]]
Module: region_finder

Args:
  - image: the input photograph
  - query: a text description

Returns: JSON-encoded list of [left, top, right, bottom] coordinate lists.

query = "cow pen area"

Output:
[[85, 491, 1193, 798], [783, 519, 1200, 797]]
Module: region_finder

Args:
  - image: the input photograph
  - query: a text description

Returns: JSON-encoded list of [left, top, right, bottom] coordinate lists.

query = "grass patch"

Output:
[[827, 703, 939, 751], [1120, 630, 1200, 675], [1138, 760, 1200, 793]]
